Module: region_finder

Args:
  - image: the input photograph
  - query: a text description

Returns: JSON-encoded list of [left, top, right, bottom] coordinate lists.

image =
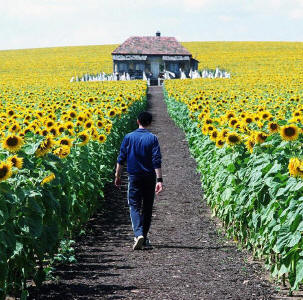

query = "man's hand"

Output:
[[115, 163, 123, 188], [155, 182, 163, 195], [115, 175, 121, 187]]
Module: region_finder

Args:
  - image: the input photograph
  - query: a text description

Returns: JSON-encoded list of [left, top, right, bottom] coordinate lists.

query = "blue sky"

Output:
[[0, 0, 303, 50]]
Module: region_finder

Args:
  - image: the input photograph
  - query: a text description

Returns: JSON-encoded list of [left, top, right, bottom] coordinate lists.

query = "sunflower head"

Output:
[[77, 131, 90, 146], [255, 131, 268, 144], [84, 120, 93, 129], [229, 118, 238, 128], [226, 132, 241, 146], [59, 137, 73, 148], [280, 124, 299, 141], [0, 161, 13, 182], [219, 129, 229, 138], [65, 121, 74, 130], [53, 145, 71, 159], [107, 109, 116, 118], [41, 172, 56, 185], [216, 139, 225, 148], [7, 155, 23, 169], [2, 135, 23, 152], [35, 136, 55, 157], [210, 130, 218, 141], [268, 122, 279, 134], [245, 138, 255, 153], [288, 157, 303, 178], [98, 134, 107, 143], [244, 116, 253, 125]]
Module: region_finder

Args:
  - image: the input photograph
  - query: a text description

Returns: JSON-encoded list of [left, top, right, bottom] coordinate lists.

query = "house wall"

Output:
[[113, 55, 198, 78]]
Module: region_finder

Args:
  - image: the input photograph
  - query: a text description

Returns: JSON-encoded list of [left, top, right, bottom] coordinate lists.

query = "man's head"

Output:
[[137, 111, 152, 127]]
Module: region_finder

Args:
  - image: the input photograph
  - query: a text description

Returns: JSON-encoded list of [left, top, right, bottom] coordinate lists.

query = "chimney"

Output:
[[156, 31, 161, 37]]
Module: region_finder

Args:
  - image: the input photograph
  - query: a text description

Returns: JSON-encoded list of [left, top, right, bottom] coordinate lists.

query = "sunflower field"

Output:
[[0, 45, 146, 299], [164, 42, 303, 290]]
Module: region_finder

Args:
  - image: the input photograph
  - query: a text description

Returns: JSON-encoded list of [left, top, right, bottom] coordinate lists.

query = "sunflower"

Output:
[[41, 129, 49, 137], [204, 117, 213, 124], [68, 110, 77, 119], [84, 120, 93, 129], [96, 120, 104, 128], [49, 126, 59, 137], [226, 132, 241, 146], [7, 155, 23, 169], [7, 109, 14, 117], [107, 109, 116, 118], [53, 145, 71, 159], [246, 137, 255, 153], [35, 136, 55, 157], [59, 137, 73, 147], [58, 125, 65, 134], [280, 124, 299, 141], [261, 111, 271, 120], [219, 129, 229, 138], [226, 111, 235, 119], [206, 124, 214, 132], [268, 122, 279, 134], [229, 117, 239, 128], [9, 123, 21, 133], [41, 172, 56, 185], [210, 130, 218, 142], [292, 110, 301, 118], [202, 124, 208, 135], [288, 157, 303, 178], [0, 161, 13, 182], [216, 138, 225, 148], [98, 134, 107, 143], [255, 131, 268, 144], [2, 135, 24, 152], [244, 116, 253, 125], [77, 114, 86, 123], [45, 119, 55, 128], [64, 121, 74, 130], [77, 131, 90, 146]]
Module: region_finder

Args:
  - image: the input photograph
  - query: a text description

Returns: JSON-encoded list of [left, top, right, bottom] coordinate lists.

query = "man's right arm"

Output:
[[115, 136, 127, 187]]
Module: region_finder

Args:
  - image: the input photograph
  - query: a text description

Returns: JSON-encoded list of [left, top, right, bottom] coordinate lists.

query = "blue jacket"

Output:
[[117, 128, 162, 175]]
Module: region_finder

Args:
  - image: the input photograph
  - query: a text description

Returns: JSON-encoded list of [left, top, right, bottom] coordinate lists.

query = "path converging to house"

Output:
[[29, 86, 277, 300]]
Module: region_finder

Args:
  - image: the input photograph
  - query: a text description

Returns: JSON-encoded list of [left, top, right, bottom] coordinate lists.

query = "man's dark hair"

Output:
[[138, 111, 152, 127]]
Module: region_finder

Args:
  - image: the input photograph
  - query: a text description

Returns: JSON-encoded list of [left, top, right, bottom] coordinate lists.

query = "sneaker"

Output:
[[133, 235, 144, 250], [143, 237, 152, 249]]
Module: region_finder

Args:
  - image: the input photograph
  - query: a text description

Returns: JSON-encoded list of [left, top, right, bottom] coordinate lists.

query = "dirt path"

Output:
[[29, 86, 278, 300]]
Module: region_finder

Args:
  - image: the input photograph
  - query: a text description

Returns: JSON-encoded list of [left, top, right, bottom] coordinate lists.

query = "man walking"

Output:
[[115, 111, 163, 250]]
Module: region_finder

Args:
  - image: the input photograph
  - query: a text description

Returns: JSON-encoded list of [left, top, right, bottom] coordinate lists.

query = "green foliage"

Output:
[[164, 88, 303, 291], [0, 93, 147, 299]]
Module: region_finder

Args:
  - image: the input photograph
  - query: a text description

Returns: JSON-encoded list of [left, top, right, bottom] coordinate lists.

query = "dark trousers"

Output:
[[127, 174, 156, 238]]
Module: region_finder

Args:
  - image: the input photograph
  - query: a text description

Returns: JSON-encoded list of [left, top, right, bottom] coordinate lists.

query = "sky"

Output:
[[0, 0, 303, 50]]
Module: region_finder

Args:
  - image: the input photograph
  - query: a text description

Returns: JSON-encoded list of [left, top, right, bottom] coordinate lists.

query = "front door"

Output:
[[151, 61, 160, 78]]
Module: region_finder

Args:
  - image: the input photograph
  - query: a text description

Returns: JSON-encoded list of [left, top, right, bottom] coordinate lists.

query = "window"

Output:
[[119, 62, 128, 72], [169, 62, 179, 74], [135, 62, 145, 71]]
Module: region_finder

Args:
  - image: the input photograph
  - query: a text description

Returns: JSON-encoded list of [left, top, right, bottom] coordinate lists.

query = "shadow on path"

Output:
[[28, 173, 138, 300]]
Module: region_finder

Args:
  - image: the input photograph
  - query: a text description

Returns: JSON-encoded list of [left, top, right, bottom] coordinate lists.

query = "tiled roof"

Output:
[[112, 36, 191, 56]]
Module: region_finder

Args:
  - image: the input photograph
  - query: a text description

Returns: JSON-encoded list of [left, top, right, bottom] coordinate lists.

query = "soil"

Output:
[[28, 86, 280, 300]]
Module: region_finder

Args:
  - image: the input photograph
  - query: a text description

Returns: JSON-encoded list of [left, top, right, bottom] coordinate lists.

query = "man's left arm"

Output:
[[155, 168, 163, 194], [152, 137, 163, 194]]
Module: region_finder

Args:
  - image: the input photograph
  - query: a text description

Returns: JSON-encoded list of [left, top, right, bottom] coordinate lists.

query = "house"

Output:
[[111, 31, 198, 82]]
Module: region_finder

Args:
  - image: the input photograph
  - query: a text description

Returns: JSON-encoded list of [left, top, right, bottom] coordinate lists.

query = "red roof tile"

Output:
[[112, 36, 191, 56]]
